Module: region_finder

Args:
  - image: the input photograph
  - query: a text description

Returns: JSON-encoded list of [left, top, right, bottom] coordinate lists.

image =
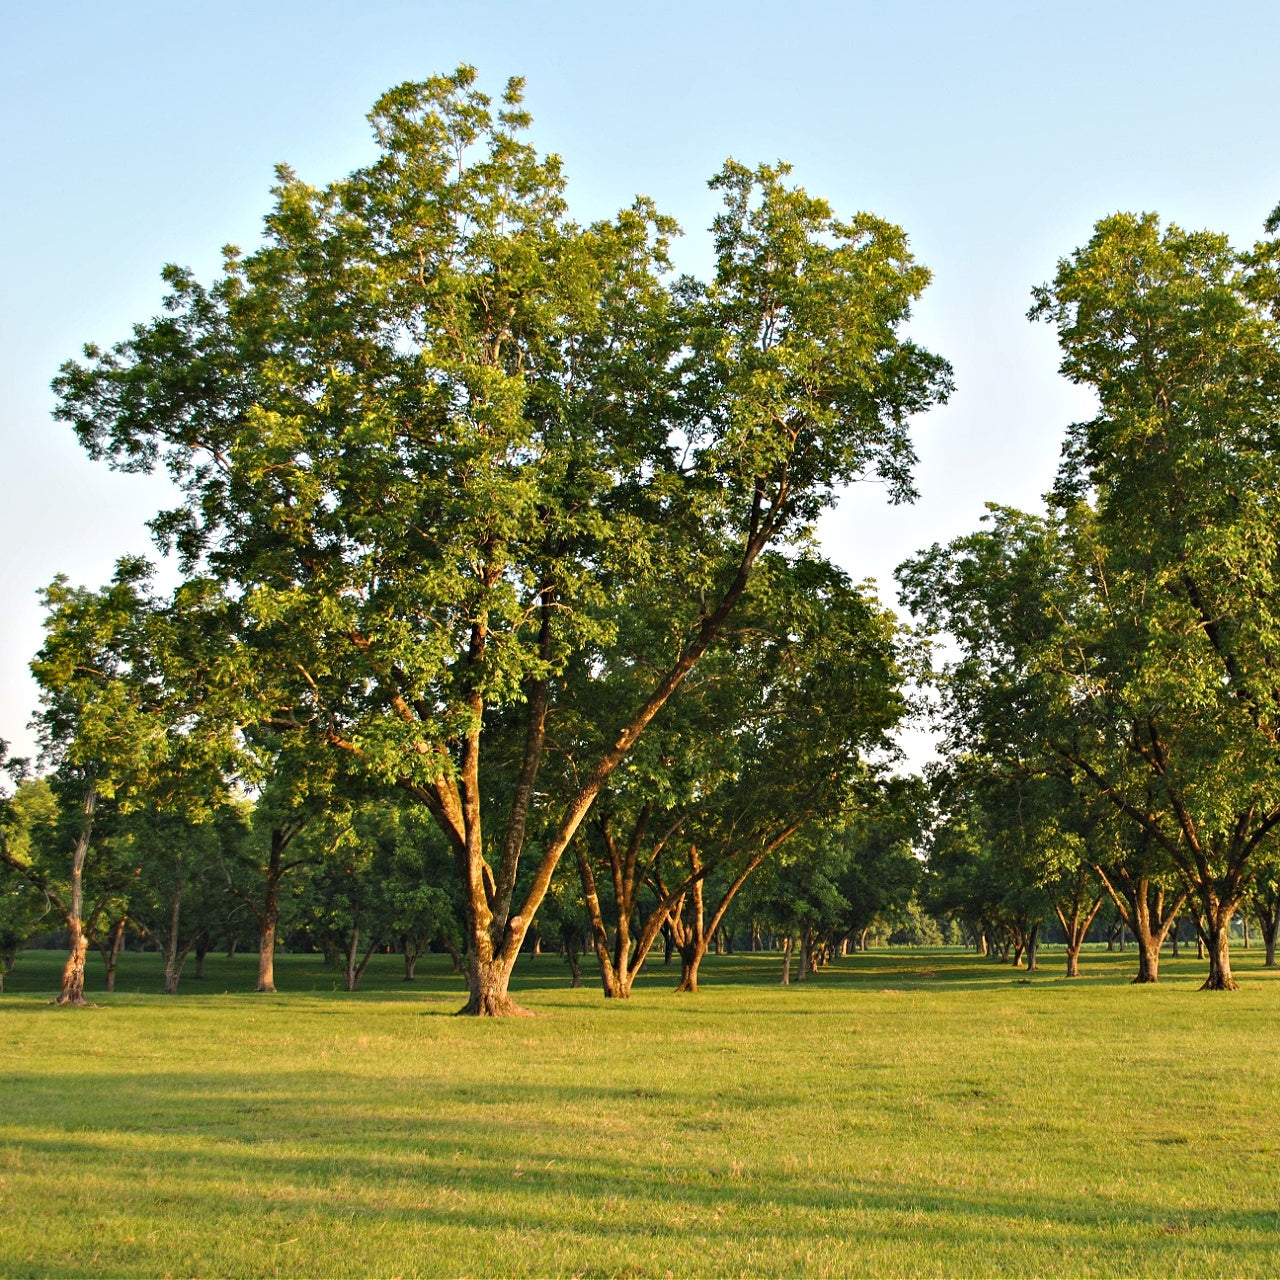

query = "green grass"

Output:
[[2, 945, 1279, 1277]]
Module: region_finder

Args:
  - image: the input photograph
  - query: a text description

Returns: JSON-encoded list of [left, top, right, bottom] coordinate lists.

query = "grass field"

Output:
[[2, 944, 1279, 1278]]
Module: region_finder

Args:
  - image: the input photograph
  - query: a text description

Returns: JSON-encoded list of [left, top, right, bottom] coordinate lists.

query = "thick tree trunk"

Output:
[[461, 953, 530, 1016], [403, 946, 418, 982], [1024, 923, 1041, 971], [1135, 936, 1161, 984], [663, 922, 674, 965], [59, 930, 89, 1007], [1201, 914, 1239, 990], [194, 937, 208, 980]]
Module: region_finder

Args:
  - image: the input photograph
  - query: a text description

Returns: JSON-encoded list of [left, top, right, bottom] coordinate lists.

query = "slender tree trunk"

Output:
[[564, 936, 583, 988], [403, 940, 419, 981], [163, 876, 185, 996], [97, 916, 127, 993], [780, 936, 793, 984], [1024, 922, 1041, 971], [256, 836, 286, 993], [194, 938, 208, 980], [1260, 912, 1279, 968], [56, 783, 97, 1007]]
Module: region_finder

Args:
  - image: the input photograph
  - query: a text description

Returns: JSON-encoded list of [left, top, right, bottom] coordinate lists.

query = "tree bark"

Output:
[[461, 951, 531, 1016], [1200, 912, 1239, 990], [96, 915, 127, 993], [163, 875, 185, 996], [780, 936, 793, 984], [56, 783, 98, 1007]]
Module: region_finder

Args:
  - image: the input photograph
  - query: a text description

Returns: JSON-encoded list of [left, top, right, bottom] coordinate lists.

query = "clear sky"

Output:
[[3, 0, 1278, 763]]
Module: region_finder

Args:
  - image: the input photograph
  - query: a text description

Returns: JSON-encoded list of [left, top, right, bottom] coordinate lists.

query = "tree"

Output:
[[1029, 210, 1280, 988], [54, 68, 950, 1014]]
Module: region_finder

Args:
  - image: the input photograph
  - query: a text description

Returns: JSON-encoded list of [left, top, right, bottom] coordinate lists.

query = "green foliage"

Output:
[[52, 67, 949, 998]]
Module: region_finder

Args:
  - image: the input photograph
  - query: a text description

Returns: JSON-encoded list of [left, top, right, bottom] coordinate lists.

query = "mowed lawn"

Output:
[[2, 946, 1279, 1278]]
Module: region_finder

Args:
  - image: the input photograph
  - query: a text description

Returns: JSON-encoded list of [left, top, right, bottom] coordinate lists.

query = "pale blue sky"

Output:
[[3, 1, 1278, 761]]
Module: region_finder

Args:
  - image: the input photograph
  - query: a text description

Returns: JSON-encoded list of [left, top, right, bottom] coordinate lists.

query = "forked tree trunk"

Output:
[[1093, 869, 1185, 985], [1056, 891, 1103, 979], [1024, 923, 1041, 972]]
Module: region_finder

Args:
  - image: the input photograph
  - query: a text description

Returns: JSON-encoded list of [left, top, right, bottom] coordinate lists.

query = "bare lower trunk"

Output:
[[564, 939, 582, 988], [1201, 916, 1238, 991], [780, 936, 793, 985], [256, 861, 282, 992], [98, 916, 127, 993], [344, 928, 382, 993], [461, 953, 531, 1016], [675, 946, 701, 993], [58, 928, 89, 1007], [56, 783, 97, 1007], [1024, 923, 1041, 971], [257, 916, 278, 992], [163, 878, 184, 995]]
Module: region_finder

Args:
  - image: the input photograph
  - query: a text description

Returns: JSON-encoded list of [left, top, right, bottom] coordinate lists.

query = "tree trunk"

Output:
[[1024, 923, 1041, 971], [1261, 913, 1279, 968], [98, 916, 127, 993], [859, 927, 870, 952], [797, 927, 811, 982], [403, 945, 418, 982], [255, 838, 286, 992], [56, 783, 97, 1007], [780, 936, 793, 984], [461, 952, 530, 1016], [675, 944, 702, 993], [1201, 913, 1239, 990], [663, 922, 674, 965], [194, 936, 208, 979], [162, 872, 185, 996], [564, 938, 582, 988]]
